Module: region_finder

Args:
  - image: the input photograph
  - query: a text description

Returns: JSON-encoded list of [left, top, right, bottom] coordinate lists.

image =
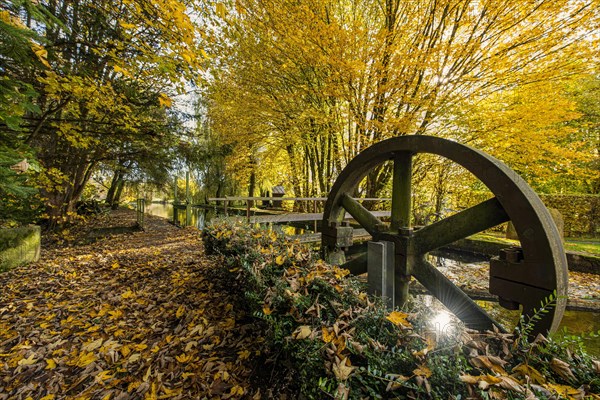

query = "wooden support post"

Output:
[[391, 152, 412, 307], [367, 241, 395, 309], [185, 171, 191, 226], [313, 199, 318, 232], [391, 152, 412, 231], [246, 201, 251, 223], [224, 200, 228, 216], [174, 179, 178, 203]]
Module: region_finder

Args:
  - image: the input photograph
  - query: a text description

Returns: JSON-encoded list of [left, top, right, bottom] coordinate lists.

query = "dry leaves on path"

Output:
[[0, 211, 264, 399]]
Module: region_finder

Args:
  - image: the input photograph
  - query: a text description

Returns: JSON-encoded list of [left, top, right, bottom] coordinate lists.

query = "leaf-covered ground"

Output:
[[2, 209, 599, 399], [0, 210, 273, 399]]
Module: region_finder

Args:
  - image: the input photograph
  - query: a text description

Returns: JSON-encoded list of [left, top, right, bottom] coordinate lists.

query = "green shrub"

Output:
[[202, 219, 600, 399]]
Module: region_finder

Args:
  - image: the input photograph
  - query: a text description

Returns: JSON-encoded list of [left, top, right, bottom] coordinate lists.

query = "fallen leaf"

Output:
[[17, 353, 37, 366], [386, 311, 412, 328], [546, 383, 583, 399], [550, 358, 576, 381], [45, 358, 57, 370], [333, 357, 354, 381], [413, 365, 432, 378], [322, 327, 335, 343], [292, 325, 312, 340], [82, 338, 103, 352], [513, 363, 546, 384]]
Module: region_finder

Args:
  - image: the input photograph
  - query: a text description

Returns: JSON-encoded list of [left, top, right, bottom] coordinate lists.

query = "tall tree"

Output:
[[205, 0, 598, 199], [2, 0, 205, 227]]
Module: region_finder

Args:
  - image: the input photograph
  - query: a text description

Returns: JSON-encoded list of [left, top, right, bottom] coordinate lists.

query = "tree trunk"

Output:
[[112, 179, 125, 210]]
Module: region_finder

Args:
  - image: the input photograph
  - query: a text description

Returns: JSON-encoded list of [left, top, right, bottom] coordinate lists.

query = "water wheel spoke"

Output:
[[413, 258, 504, 332], [340, 193, 383, 236], [390, 152, 412, 231], [412, 197, 509, 255]]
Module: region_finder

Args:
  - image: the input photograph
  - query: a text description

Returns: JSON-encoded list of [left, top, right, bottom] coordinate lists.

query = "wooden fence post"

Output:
[[185, 171, 191, 226]]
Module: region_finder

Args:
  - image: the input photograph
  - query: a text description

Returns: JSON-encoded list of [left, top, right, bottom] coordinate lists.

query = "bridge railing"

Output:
[[207, 196, 392, 230], [135, 198, 145, 229]]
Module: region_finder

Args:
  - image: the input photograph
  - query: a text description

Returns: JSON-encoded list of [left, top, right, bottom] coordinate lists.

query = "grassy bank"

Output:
[[472, 233, 600, 256]]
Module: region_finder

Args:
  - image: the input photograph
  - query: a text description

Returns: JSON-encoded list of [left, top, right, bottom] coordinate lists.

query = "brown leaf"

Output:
[[592, 359, 600, 375], [470, 355, 507, 375], [497, 376, 524, 393], [332, 357, 354, 381], [550, 357, 576, 381], [292, 325, 312, 340]]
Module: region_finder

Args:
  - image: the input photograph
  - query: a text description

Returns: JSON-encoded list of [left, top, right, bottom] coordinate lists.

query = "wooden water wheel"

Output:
[[321, 135, 568, 335]]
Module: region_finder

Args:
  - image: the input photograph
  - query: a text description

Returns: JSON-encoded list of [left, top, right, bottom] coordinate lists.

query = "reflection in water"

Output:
[[426, 253, 600, 356], [417, 293, 600, 356]]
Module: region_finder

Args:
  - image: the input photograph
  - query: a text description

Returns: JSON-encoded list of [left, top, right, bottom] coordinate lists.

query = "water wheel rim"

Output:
[[322, 135, 568, 335]]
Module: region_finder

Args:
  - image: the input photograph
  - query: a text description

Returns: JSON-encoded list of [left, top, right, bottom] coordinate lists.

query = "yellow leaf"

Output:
[[40, 395, 55, 400], [75, 352, 97, 367], [158, 93, 172, 108], [386, 311, 412, 328], [292, 325, 312, 340], [215, 3, 226, 18], [113, 65, 131, 78], [175, 353, 192, 363], [111, 262, 120, 269], [121, 290, 135, 299], [262, 305, 272, 315], [512, 363, 546, 384], [95, 370, 113, 383], [176, 305, 186, 318], [413, 365, 432, 378], [128, 353, 141, 363], [45, 358, 57, 370], [134, 343, 148, 351], [18, 353, 37, 366], [322, 327, 335, 343], [275, 255, 285, 265], [121, 345, 131, 357], [30, 43, 51, 68], [119, 21, 136, 29], [229, 385, 244, 396], [545, 384, 581, 399], [238, 350, 251, 360]]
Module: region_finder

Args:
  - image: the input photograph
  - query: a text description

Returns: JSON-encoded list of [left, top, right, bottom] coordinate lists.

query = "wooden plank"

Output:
[[290, 228, 371, 243], [249, 211, 391, 224], [207, 197, 391, 202]]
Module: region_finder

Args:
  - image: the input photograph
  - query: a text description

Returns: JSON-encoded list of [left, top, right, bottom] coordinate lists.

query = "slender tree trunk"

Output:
[[112, 179, 125, 209]]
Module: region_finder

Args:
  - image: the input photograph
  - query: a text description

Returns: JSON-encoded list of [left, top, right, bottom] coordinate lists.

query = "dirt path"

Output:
[[0, 210, 267, 399]]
